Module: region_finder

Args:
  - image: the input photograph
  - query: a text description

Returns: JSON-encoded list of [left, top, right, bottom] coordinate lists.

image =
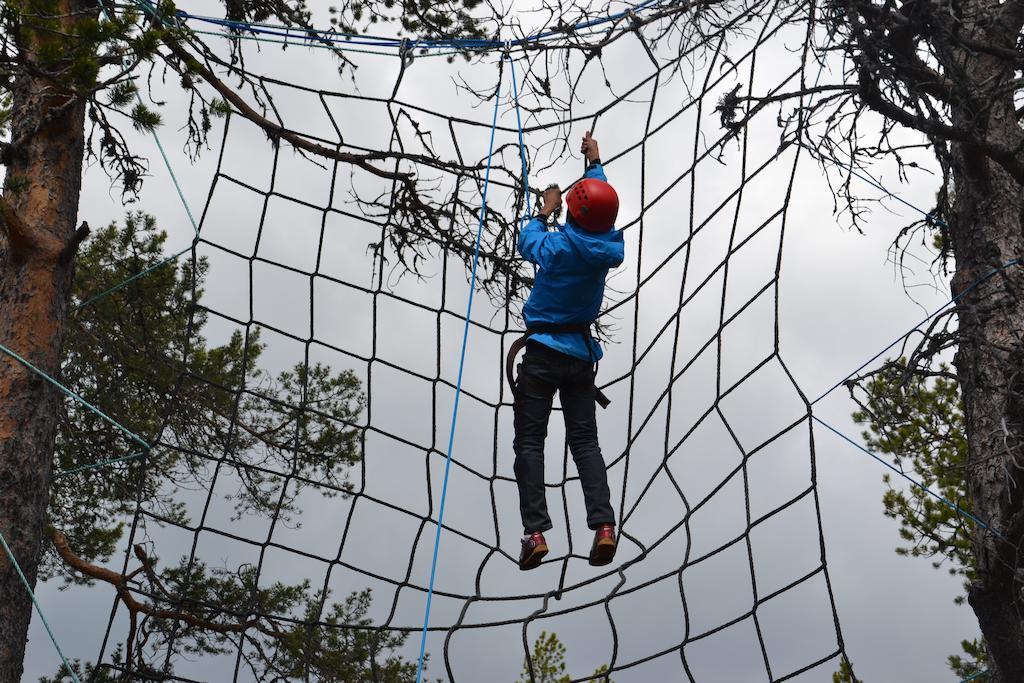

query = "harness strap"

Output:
[[505, 323, 611, 409]]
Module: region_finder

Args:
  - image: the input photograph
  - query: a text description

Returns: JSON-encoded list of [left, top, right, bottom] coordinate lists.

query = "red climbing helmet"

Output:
[[566, 178, 619, 234]]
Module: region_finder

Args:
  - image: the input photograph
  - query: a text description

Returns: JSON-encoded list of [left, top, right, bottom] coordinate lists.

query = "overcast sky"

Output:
[[21, 2, 982, 682]]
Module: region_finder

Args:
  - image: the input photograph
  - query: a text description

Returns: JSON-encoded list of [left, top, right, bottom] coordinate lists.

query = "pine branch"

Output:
[[49, 528, 286, 639]]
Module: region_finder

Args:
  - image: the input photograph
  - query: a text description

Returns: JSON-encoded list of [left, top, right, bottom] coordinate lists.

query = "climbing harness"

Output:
[[505, 323, 612, 409]]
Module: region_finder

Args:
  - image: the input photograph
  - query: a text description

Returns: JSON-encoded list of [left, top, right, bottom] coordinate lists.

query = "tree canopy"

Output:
[[51, 212, 364, 578]]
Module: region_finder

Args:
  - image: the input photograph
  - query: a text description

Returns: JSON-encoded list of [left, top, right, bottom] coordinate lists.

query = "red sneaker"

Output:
[[519, 532, 549, 571], [589, 524, 616, 566]]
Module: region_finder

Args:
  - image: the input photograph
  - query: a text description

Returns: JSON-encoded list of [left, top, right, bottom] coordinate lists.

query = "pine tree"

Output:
[[518, 631, 613, 683], [836, 359, 989, 681], [40, 214, 431, 679]]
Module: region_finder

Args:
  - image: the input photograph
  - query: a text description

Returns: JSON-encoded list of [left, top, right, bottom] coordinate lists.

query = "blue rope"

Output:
[[413, 57, 507, 683], [961, 669, 988, 682], [0, 530, 81, 683], [173, 0, 667, 55], [813, 416, 1004, 540], [508, 55, 531, 224], [186, 28, 471, 57]]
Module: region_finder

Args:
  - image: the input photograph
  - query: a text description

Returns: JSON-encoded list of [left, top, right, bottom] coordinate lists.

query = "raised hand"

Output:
[[581, 131, 600, 163], [541, 184, 562, 215]]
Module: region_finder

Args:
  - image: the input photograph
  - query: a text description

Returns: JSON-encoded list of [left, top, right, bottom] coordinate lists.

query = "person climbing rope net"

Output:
[[509, 131, 624, 570]]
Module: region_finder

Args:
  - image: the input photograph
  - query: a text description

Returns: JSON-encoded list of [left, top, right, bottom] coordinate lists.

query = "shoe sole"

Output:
[[519, 543, 548, 571], [589, 538, 616, 566]]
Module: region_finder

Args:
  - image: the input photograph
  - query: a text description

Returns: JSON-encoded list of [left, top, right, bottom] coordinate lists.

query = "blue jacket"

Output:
[[518, 163, 625, 361]]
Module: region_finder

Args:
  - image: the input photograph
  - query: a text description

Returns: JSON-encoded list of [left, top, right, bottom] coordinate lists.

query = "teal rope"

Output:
[[0, 529, 82, 683], [813, 416, 1004, 540], [817, 418, 998, 682], [0, 8, 166, 677], [145, 96, 200, 235], [54, 452, 147, 479], [0, 340, 149, 474], [75, 0, 201, 313], [74, 247, 192, 311], [0, 342, 149, 452]]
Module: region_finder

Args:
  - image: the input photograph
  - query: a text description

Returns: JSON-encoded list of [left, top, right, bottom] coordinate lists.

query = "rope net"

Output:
[[82, 1, 856, 680]]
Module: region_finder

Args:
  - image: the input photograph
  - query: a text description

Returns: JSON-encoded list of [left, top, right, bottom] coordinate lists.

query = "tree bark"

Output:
[[0, 3, 90, 680], [945, 2, 1024, 680]]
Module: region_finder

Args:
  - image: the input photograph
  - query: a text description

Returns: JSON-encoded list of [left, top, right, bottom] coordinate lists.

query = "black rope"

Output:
[[88, 3, 860, 681]]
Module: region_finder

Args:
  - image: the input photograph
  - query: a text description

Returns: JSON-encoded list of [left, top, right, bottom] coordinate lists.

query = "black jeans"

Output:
[[513, 341, 615, 534]]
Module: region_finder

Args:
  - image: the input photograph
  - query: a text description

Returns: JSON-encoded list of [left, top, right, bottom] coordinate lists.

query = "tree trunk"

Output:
[[946, 3, 1024, 681], [0, 3, 90, 680]]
